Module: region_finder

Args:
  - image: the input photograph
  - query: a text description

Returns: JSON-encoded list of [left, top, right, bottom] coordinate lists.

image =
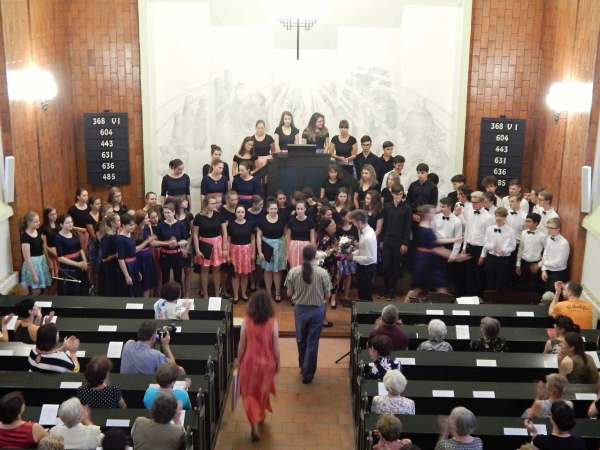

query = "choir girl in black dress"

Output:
[[107, 187, 128, 217], [202, 145, 231, 181], [116, 214, 143, 297], [286, 200, 316, 268], [20, 211, 51, 295], [227, 205, 256, 303], [256, 199, 288, 302], [301, 188, 320, 223], [336, 208, 360, 305], [201, 159, 230, 204], [302, 112, 329, 153], [320, 165, 347, 202], [329, 119, 358, 176], [333, 188, 352, 216], [55, 214, 91, 296], [364, 190, 384, 238], [245, 195, 266, 291], [97, 213, 120, 297], [274, 111, 300, 152], [172, 196, 194, 298], [155, 203, 188, 287], [354, 164, 380, 209], [219, 191, 239, 299], [193, 195, 228, 299], [143, 192, 163, 218], [381, 172, 401, 205], [85, 196, 102, 287], [318, 205, 334, 224], [147, 208, 163, 293], [41, 206, 59, 282], [161, 158, 191, 205], [67, 188, 90, 256], [252, 120, 275, 170], [232, 137, 257, 176], [134, 210, 158, 298], [317, 218, 339, 314], [276, 190, 293, 222], [232, 161, 261, 208]]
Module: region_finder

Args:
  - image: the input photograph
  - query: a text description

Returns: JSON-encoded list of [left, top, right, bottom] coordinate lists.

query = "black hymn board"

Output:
[[84, 112, 130, 185], [478, 117, 526, 191]]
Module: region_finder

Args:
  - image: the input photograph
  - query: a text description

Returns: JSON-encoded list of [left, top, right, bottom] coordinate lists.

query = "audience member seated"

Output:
[[131, 392, 185, 450], [0, 391, 48, 448], [364, 335, 400, 381], [28, 323, 80, 373], [369, 305, 408, 351], [143, 362, 192, 410], [469, 317, 507, 353], [121, 321, 175, 375], [154, 282, 191, 321], [522, 374, 573, 418], [548, 281, 593, 329], [435, 407, 482, 450], [1, 313, 14, 342], [373, 414, 413, 450], [101, 429, 128, 450], [13, 298, 55, 344], [543, 315, 579, 354], [77, 356, 126, 409], [558, 332, 599, 385], [524, 402, 586, 450], [37, 435, 65, 450], [416, 319, 453, 352], [49, 397, 103, 450], [371, 370, 415, 415], [588, 395, 600, 418]]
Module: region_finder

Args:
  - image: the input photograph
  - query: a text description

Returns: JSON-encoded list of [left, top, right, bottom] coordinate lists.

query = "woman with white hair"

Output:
[[436, 407, 482, 450], [371, 370, 415, 415], [49, 397, 103, 450], [417, 319, 453, 352]]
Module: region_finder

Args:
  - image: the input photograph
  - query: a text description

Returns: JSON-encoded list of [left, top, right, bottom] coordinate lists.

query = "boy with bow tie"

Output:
[[541, 217, 570, 292], [516, 213, 545, 292], [479, 207, 516, 291]]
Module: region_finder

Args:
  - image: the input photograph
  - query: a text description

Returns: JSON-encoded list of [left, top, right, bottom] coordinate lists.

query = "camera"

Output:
[[156, 323, 177, 340]]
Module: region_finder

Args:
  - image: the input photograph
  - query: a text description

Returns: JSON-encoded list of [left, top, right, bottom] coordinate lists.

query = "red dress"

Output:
[[240, 316, 277, 424], [0, 421, 37, 448]]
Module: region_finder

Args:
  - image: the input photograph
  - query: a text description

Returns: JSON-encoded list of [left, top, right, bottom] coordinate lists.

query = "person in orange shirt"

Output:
[[548, 281, 593, 329]]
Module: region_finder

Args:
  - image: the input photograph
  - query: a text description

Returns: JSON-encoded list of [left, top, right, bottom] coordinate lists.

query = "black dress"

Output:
[[161, 174, 191, 200], [317, 233, 338, 291], [55, 233, 90, 296], [321, 178, 347, 202], [116, 234, 142, 297], [274, 126, 299, 150], [98, 234, 118, 297], [202, 162, 231, 181]]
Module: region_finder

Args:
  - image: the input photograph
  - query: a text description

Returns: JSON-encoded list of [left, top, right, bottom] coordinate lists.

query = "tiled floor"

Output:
[[215, 338, 355, 450]]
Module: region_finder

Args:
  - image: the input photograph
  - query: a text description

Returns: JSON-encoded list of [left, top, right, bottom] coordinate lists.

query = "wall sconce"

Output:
[[6, 68, 57, 112], [546, 82, 593, 123]]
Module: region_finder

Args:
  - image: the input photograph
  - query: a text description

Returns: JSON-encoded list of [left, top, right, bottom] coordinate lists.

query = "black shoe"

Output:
[[275, 295, 281, 303], [387, 291, 395, 301], [377, 290, 388, 299], [302, 377, 313, 384], [322, 321, 333, 328], [232, 299, 240, 304]]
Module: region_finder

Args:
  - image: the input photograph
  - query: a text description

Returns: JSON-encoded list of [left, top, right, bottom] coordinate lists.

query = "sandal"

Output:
[[331, 301, 337, 309], [275, 295, 281, 303], [242, 297, 249, 302]]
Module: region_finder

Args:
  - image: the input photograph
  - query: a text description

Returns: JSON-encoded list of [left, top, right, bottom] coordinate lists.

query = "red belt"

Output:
[[124, 257, 136, 263], [239, 195, 252, 200], [160, 248, 181, 254], [416, 247, 435, 253], [139, 247, 151, 252], [63, 252, 80, 259]]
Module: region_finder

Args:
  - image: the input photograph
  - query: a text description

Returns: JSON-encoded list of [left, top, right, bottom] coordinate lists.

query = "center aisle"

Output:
[[214, 337, 355, 450]]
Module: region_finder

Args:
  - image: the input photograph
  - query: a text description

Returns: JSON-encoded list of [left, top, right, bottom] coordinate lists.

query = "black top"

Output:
[[321, 178, 347, 202], [278, 205, 293, 222], [41, 224, 58, 247], [287, 216, 315, 241], [67, 205, 90, 229], [274, 126, 299, 150], [331, 135, 357, 158], [155, 221, 187, 242], [161, 174, 191, 197], [176, 211, 194, 237], [114, 206, 129, 217], [55, 233, 82, 259], [381, 201, 412, 246], [116, 235, 136, 259], [252, 135, 274, 157], [202, 162, 230, 181], [335, 225, 359, 241], [354, 152, 380, 180], [193, 213, 226, 238], [85, 213, 99, 229], [200, 175, 229, 198], [233, 154, 257, 166], [232, 177, 261, 204], [367, 210, 383, 232], [381, 187, 393, 204], [376, 156, 395, 184], [77, 385, 122, 409], [302, 131, 329, 149], [306, 204, 319, 223], [100, 234, 117, 259], [227, 220, 254, 245], [258, 215, 287, 239], [218, 206, 237, 224], [406, 179, 439, 213], [531, 434, 586, 450], [20, 231, 44, 257], [355, 183, 380, 205]]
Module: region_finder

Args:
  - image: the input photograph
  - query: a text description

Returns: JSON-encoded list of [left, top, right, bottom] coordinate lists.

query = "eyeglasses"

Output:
[[547, 227, 559, 230]]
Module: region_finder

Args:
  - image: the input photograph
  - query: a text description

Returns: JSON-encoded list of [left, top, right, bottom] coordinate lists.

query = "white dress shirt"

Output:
[[505, 209, 527, 241], [431, 213, 462, 259], [486, 205, 498, 215], [538, 208, 559, 234], [516, 228, 546, 266], [533, 204, 543, 216], [352, 225, 378, 265], [541, 234, 569, 271], [382, 170, 412, 192], [481, 224, 516, 257], [454, 201, 473, 231], [500, 196, 529, 213], [464, 208, 494, 247]]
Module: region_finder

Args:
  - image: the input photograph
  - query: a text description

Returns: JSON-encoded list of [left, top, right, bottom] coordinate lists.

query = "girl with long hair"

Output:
[[193, 195, 228, 299], [116, 214, 143, 297], [558, 332, 600, 384], [232, 161, 261, 208], [333, 187, 352, 215], [85, 196, 103, 288], [329, 119, 357, 176], [161, 159, 190, 205], [252, 120, 275, 170], [285, 200, 316, 269], [274, 111, 299, 152], [336, 208, 359, 305], [143, 191, 163, 218], [202, 145, 231, 181], [301, 112, 329, 153], [227, 205, 256, 303], [317, 217, 339, 314], [354, 164, 379, 209], [382, 172, 401, 205], [40, 206, 59, 283], [55, 214, 91, 296], [218, 191, 239, 299], [134, 210, 158, 297], [245, 195, 266, 291], [364, 190, 384, 238], [320, 165, 347, 203], [147, 208, 163, 293], [201, 159, 230, 204], [97, 213, 121, 297], [257, 199, 287, 302], [107, 187, 128, 216], [232, 137, 257, 176], [20, 211, 51, 295], [155, 203, 187, 287], [171, 196, 194, 298], [67, 188, 90, 254]]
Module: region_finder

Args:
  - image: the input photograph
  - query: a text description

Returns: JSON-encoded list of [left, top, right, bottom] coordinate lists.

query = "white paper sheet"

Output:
[[35, 301, 52, 308], [208, 297, 222, 311], [4, 315, 17, 330], [60, 381, 83, 389], [149, 381, 188, 391], [476, 359, 497, 367], [177, 299, 194, 310], [170, 410, 185, 425], [473, 391, 495, 398], [426, 309, 443, 315], [176, 327, 182, 333], [452, 310, 470, 315], [575, 393, 597, 400], [106, 419, 130, 427], [76, 351, 86, 357], [456, 296, 479, 304], [503, 428, 528, 436], [125, 303, 143, 309], [516, 311, 534, 317], [531, 424, 547, 435], [455, 325, 470, 340], [39, 404, 62, 425], [107, 342, 124, 358], [544, 360, 559, 369], [395, 358, 415, 365], [0, 350, 14, 356], [432, 390, 454, 397], [378, 382, 387, 396], [98, 325, 117, 332], [586, 351, 600, 368]]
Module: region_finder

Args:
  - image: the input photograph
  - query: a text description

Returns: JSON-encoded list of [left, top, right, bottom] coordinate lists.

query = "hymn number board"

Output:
[[84, 113, 130, 185], [478, 118, 526, 191]]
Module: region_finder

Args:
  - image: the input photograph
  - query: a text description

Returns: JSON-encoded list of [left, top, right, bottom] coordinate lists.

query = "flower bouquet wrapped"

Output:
[[336, 236, 358, 259]]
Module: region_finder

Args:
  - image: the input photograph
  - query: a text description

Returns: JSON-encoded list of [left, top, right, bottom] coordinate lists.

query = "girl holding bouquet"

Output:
[[335, 208, 359, 304], [317, 218, 338, 317]]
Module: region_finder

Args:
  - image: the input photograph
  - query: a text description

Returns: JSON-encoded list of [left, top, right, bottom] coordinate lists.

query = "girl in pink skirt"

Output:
[[285, 201, 316, 268], [227, 205, 256, 303]]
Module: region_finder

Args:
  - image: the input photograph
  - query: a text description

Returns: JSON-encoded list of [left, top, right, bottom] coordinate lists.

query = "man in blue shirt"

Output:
[[121, 321, 176, 374]]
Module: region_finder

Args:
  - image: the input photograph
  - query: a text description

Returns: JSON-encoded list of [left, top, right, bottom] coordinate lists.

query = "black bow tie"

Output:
[[527, 231, 534, 234], [442, 216, 450, 221], [543, 211, 546, 215], [550, 237, 555, 241], [510, 212, 517, 215], [473, 211, 480, 215], [494, 228, 501, 233], [459, 203, 464, 207], [485, 208, 490, 211]]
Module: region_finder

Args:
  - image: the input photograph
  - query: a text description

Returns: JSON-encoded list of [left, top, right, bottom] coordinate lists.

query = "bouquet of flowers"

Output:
[[336, 236, 358, 259], [316, 249, 332, 267]]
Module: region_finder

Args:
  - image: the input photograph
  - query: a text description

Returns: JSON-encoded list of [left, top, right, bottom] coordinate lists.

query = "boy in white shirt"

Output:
[[479, 207, 516, 291], [381, 155, 412, 192], [432, 197, 464, 295], [481, 175, 501, 206], [529, 186, 545, 215], [541, 217, 569, 292], [516, 213, 545, 292], [453, 185, 473, 232], [483, 192, 497, 215], [500, 179, 529, 213], [538, 190, 559, 234], [506, 194, 527, 287]]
